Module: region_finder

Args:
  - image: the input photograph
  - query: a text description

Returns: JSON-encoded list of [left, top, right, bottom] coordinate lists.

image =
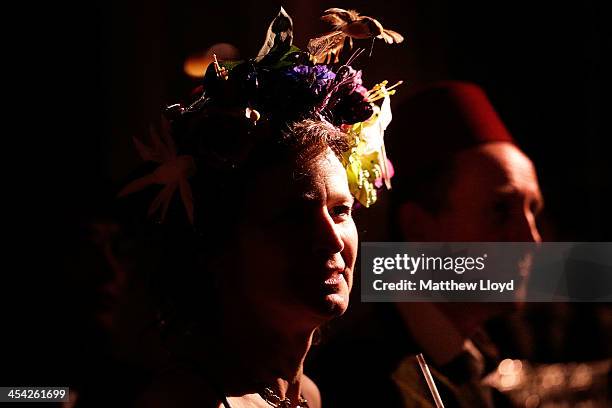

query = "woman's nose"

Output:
[[312, 207, 345, 256]]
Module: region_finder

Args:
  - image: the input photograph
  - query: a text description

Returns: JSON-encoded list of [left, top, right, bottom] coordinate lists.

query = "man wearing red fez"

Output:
[[387, 81, 543, 407], [308, 81, 544, 407], [388, 80, 542, 244]]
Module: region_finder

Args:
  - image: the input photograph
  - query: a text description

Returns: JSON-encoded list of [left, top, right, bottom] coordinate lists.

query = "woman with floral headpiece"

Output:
[[120, 7, 402, 408]]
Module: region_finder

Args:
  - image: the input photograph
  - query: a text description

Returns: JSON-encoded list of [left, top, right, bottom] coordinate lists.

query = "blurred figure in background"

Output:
[[55, 184, 153, 407], [308, 81, 544, 407]]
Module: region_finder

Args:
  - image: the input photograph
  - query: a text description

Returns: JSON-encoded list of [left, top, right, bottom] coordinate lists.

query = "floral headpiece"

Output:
[[119, 7, 403, 222]]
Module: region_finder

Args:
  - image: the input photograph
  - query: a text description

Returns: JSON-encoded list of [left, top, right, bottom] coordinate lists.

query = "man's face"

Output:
[[432, 142, 543, 310], [434, 142, 543, 243], [400, 142, 543, 313]]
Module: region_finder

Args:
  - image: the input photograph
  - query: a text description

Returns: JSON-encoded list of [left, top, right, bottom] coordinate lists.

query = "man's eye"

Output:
[[330, 205, 352, 220], [530, 200, 543, 216], [493, 201, 512, 221]]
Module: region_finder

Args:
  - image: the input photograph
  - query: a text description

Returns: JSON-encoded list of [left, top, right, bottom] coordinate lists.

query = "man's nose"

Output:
[[510, 205, 542, 243], [312, 208, 345, 256]]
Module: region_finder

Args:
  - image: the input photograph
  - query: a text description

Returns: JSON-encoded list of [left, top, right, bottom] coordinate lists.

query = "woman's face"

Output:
[[225, 148, 358, 328]]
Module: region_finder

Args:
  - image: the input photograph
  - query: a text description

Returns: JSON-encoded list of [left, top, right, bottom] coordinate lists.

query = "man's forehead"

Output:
[[459, 143, 534, 178], [440, 142, 541, 207]]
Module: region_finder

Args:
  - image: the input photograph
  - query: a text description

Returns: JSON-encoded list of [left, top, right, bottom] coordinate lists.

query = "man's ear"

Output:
[[397, 201, 438, 241]]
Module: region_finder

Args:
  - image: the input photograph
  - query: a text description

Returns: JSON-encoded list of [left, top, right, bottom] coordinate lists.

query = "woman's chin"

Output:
[[321, 273, 351, 315], [323, 293, 349, 316], [291, 274, 352, 321], [309, 286, 350, 319]]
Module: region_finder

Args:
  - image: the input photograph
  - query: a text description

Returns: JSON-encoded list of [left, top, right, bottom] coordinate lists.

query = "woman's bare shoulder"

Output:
[[301, 374, 322, 408]]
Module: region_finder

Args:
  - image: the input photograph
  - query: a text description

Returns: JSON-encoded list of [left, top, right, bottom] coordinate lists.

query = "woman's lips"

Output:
[[323, 269, 346, 285]]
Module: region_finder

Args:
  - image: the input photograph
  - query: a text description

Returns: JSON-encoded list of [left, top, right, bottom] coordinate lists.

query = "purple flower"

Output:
[[283, 64, 336, 96], [319, 65, 373, 125], [334, 66, 364, 95]]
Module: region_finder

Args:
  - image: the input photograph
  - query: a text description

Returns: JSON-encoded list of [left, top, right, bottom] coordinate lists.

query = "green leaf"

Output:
[[255, 7, 294, 64]]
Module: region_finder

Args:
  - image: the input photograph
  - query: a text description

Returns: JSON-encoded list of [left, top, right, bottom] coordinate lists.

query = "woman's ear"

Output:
[[397, 201, 438, 241]]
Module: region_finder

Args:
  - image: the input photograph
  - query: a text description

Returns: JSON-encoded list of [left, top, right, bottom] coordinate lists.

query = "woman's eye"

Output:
[[330, 205, 352, 220]]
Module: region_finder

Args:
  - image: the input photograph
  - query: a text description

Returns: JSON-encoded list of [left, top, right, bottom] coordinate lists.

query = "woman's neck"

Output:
[[202, 306, 319, 403]]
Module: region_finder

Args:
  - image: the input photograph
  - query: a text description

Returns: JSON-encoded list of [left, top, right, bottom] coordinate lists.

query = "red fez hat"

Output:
[[387, 81, 515, 177]]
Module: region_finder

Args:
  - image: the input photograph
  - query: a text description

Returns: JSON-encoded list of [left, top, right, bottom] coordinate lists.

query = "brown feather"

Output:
[[311, 9, 404, 63], [323, 8, 360, 22], [378, 31, 394, 44], [345, 9, 361, 21], [307, 31, 348, 63], [349, 16, 383, 38], [321, 13, 346, 28], [383, 29, 404, 43]]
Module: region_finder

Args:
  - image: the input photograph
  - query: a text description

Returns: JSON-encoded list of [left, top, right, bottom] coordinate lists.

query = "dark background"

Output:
[[5, 0, 610, 384], [31, 0, 608, 241]]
